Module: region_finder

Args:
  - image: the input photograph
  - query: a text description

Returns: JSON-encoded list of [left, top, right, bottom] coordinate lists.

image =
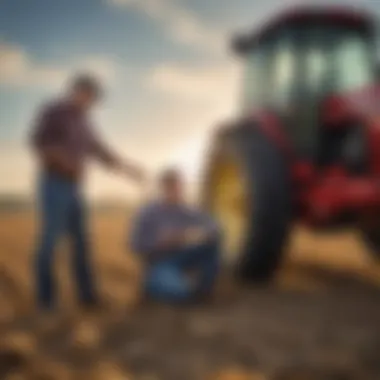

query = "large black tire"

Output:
[[204, 125, 292, 282], [360, 223, 380, 261]]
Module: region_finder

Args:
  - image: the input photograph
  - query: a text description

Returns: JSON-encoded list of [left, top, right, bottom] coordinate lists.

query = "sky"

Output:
[[0, 0, 378, 201]]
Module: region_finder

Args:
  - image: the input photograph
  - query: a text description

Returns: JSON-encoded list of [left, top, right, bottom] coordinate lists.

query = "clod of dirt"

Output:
[[187, 315, 225, 338], [70, 320, 101, 350], [4, 372, 28, 380], [271, 367, 358, 380], [0, 351, 26, 377], [0, 332, 37, 376], [77, 361, 131, 380], [27, 360, 72, 380], [137, 374, 161, 380], [208, 368, 266, 380]]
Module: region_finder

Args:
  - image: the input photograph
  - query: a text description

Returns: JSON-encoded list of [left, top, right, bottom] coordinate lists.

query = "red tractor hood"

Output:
[[323, 84, 380, 126]]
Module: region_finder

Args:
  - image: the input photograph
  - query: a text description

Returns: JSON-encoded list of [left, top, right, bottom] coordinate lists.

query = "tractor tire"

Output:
[[203, 125, 292, 282], [360, 223, 380, 260]]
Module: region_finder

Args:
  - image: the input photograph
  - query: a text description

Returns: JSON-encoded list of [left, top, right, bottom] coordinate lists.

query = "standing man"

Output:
[[31, 74, 145, 310], [130, 169, 221, 304]]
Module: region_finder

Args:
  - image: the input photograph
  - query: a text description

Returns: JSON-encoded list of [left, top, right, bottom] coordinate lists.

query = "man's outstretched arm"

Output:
[[91, 133, 145, 183]]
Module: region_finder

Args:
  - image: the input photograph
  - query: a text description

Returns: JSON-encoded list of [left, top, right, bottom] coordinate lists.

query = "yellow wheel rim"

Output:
[[207, 153, 249, 264]]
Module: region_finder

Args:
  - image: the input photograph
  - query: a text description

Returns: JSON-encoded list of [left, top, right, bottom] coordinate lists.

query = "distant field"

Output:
[[0, 210, 380, 380]]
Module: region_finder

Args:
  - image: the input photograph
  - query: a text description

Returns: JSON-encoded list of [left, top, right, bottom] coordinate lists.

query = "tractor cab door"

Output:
[[277, 26, 331, 160], [241, 27, 324, 159]]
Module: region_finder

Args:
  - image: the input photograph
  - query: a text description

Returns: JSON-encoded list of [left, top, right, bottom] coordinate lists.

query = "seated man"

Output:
[[130, 168, 221, 303]]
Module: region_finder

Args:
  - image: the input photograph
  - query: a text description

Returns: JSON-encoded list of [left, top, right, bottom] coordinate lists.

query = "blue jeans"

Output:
[[35, 173, 96, 309], [145, 239, 220, 303]]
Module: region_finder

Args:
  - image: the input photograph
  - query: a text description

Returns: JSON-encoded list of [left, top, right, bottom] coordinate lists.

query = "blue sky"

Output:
[[0, 0, 378, 200]]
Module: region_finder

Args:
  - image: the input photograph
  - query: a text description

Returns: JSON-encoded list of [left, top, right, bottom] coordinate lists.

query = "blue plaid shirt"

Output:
[[130, 201, 220, 257]]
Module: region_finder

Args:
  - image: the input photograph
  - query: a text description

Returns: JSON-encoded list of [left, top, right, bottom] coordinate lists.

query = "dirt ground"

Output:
[[0, 210, 379, 380]]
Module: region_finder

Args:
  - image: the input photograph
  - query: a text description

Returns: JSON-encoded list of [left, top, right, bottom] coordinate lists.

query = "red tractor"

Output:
[[202, 6, 380, 281]]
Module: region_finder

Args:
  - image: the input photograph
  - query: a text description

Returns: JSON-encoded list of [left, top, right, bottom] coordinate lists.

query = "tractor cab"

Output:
[[236, 7, 378, 165]]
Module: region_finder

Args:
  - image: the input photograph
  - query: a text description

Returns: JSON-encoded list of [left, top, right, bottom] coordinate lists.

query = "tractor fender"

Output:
[[209, 113, 294, 162]]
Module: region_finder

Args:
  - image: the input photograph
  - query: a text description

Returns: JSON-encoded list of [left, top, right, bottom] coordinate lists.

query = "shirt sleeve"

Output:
[[30, 104, 63, 150], [129, 206, 158, 256]]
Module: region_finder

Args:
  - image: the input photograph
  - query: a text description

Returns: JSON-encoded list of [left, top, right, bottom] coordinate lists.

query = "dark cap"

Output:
[[71, 73, 103, 99]]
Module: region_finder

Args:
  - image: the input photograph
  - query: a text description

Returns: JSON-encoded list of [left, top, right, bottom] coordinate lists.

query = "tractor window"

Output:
[[304, 47, 329, 95], [303, 25, 375, 95], [240, 23, 375, 116], [334, 33, 373, 92], [241, 52, 261, 111], [241, 43, 273, 112], [241, 32, 298, 112], [271, 35, 297, 109]]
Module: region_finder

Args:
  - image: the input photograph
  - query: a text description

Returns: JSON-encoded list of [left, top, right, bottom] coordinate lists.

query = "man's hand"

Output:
[[90, 136, 147, 183], [126, 164, 146, 184], [183, 227, 212, 246], [118, 162, 147, 184], [156, 228, 185, 251]]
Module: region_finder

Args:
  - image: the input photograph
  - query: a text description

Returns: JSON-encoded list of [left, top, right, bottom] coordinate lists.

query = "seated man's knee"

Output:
[[145, 265, 191, 301]]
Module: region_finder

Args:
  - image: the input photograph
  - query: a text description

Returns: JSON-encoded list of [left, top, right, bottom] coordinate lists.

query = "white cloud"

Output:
[[107, 0, 133, 6], [146, 60, 241, 103], [0, 43, 67, 88], [106, 0, 224, 52], [0, 42, 119, 89]]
